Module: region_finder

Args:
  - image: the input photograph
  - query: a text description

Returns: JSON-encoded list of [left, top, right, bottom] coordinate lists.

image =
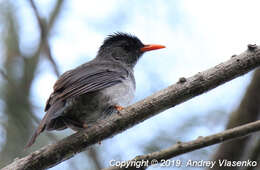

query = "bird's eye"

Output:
[[111, 51, 120, 60], [122, 44, 131, 52]]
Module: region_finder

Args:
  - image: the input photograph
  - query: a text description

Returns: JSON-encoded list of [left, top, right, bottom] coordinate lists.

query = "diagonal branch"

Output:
[[0, 69, 10, 82], [3, 44, 260, 170], [103, 120, 260, 170], [28, 0, 61, 77], [28, 0, 45, 38], [23, 0, 63, 91], [43, 43, 60, 77], [41, 0, 64, 77]]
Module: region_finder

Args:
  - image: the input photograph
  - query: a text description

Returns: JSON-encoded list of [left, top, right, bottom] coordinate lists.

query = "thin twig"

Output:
[[28, 0, 46, 38], [0, 69, 9, 81], [43, 43, 60, 77], [88, 147, 103, 170], [103, 120, 260, 170], [28, 0, 60, 77]]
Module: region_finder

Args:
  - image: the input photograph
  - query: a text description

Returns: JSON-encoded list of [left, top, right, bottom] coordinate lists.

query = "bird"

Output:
[[26, 32, 165, 147]]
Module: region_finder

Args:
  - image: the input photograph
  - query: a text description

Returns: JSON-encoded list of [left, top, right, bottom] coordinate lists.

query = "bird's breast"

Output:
[[100, 75, 135, 107]]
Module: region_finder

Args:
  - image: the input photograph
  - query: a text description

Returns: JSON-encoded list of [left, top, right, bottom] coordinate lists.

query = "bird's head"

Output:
[[97, 32, 165, 68]]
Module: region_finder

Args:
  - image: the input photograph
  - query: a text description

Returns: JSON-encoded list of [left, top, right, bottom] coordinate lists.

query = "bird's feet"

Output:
[[115, 105, 124, 111], [114, 105, 124, 115], [83, 123, 89, 129]]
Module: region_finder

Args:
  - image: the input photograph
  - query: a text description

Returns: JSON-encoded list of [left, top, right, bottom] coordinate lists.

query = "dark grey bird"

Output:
[[26, 33, 165, 147]]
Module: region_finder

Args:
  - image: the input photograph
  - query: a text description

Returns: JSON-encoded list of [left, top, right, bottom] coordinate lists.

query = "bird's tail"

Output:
[[25, 113, 49, 148]]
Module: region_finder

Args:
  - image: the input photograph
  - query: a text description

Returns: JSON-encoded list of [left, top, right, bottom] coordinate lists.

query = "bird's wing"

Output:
[[26, 62, 129, 148], [45, 62, 129, 111]]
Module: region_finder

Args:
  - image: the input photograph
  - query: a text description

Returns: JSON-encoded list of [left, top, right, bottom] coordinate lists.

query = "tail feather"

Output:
[[25, 113, 49, 148], [26, 101, 65, 148]]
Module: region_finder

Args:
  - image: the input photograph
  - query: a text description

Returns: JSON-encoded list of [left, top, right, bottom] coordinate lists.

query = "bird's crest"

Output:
[[100, 32, 142, 50]]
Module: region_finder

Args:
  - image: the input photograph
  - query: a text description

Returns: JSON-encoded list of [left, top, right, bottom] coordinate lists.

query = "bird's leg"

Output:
[[115, 105, 124, 111], [83, 123, 89, 129], [114, 105, 124, 116]]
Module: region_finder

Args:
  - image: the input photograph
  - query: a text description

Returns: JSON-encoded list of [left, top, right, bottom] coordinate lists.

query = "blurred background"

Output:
[[1, 0, 260, 170]]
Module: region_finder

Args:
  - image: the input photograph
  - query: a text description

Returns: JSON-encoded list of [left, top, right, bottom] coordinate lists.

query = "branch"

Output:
[[28, 0, 60, 77], [23, 0, 63, 90], [3, 44, 260, 170], [42, 0, 64, 77], [104, 120, 260, 170], [28, 0, 45, 38], [0, 69, 10, 82], [88, 147, 103, 170], [210, 68, 260, 170], [43, 43, 60, 76]]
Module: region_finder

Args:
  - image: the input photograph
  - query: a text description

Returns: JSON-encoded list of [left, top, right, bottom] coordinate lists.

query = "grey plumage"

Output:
[[26, 32, 165, 147], [45, 60, 136, 131]]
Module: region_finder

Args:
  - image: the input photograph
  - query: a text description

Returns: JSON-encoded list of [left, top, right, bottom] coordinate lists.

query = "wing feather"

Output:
[[46, 61, 129, 111], [27, 62, 130, 148]]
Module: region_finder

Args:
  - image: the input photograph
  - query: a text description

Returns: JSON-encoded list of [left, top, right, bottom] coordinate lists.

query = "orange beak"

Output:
[[140, 44, 166, 52]]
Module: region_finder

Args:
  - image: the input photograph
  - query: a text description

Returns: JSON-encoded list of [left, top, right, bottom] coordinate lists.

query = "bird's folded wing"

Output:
[[56, 71, 124, 99], [45, 64, 128, 111]]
